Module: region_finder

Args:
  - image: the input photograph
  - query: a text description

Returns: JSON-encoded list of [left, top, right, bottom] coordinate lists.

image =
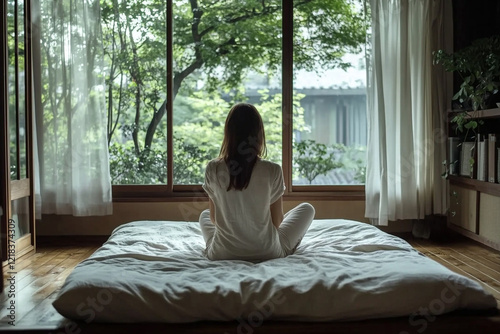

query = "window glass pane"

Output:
[[173, 0, 282, 185], [18, 0, 27, 179], [292, 0, 368, 185], [103, 0, 168, 185], [8, 0, 18, 180]]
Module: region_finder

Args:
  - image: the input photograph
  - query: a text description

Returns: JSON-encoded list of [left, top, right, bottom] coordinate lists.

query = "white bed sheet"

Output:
[[53, 219, 496, 323]]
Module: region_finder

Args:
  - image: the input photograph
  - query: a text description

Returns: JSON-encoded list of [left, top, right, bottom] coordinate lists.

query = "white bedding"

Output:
[[53, 219, 496, 323]]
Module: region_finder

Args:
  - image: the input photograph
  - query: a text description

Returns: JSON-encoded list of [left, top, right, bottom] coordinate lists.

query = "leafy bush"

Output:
[[293, 140, 344, 184], [109, 144, 168, 184]]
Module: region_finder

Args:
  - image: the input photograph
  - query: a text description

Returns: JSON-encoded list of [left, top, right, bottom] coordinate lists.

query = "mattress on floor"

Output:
[[53, 219, 497, 323]]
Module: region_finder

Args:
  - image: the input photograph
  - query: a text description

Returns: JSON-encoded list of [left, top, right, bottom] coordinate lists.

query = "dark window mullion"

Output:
[[1, 0, 10, 264], [166, 0, 173, 191], [282, 0, 293, 194], [23, 0, 31, 181], [23, 0, 34, 247]]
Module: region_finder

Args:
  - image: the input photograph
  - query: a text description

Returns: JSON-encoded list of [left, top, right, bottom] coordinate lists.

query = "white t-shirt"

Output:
[[202, 158, 286, 261]]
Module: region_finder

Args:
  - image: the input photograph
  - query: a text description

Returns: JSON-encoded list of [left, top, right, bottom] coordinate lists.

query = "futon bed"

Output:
[[53, 219, 496, 323]]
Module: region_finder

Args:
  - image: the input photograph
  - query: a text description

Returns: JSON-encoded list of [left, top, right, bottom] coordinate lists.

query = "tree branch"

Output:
[[107, 11, 118, 144], [199, 1, 284, 38], [126, 17, 142, 154]]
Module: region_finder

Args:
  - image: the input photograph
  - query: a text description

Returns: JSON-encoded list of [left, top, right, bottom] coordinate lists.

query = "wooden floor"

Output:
[[0, 232, 499, 333]]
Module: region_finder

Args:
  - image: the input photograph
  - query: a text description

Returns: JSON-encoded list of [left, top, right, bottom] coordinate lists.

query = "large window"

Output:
[[102, 0, 168, 185], [76, 1, 369, 196], [172, 0, 283, 185], [292, 0, 367, 185]]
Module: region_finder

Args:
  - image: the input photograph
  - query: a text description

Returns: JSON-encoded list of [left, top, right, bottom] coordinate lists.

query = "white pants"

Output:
[[198, 202, 315, 257]]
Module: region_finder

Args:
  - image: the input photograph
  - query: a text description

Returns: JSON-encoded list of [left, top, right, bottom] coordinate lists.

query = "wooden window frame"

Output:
[[111, 0, 365, 202], [1, 0, 35, 261]]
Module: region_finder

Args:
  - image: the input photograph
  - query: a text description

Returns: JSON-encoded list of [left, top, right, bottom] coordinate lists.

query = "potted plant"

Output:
[[433, 35, 500, 113]]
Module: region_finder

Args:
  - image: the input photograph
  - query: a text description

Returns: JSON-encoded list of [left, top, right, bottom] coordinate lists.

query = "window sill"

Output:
[[111, 185, 365, 202]]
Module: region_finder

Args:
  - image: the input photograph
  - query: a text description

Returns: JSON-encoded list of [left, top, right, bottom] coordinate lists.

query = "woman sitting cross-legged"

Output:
[[199, 103, 315, 261]]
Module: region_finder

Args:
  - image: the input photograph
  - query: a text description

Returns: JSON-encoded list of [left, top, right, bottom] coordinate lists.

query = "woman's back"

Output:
[[202, 159, 285, 261], [199, 102, 314, 261]]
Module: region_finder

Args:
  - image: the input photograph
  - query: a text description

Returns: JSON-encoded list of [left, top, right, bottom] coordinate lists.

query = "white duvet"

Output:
[[53, 219, 496, 323]]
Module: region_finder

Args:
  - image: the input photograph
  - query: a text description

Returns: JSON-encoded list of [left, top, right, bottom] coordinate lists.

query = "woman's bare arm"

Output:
[[270, 196, 284, 229]]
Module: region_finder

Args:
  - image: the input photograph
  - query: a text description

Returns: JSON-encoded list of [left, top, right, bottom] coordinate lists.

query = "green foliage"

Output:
[[292, 0, 368, 72], [293, 141, 366, 184], [433, 35, 500, 111], [109, 143, 167, 184], [354, 165, 366, 184], [173, 137, 213, 184], [341, 145, 366, 184], [434, 36, 498, 151], [450, 112, 484, 138], [293, 140, 344, 184]]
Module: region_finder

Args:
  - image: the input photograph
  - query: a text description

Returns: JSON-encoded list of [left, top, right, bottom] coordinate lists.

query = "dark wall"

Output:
[[453, 0, 500, 51], [452, 0, 500, 99]]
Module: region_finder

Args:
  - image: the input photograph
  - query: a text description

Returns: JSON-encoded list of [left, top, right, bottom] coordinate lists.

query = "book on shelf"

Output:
[[488, 134, 497, 183], [448, 137, 460, 175], [460, 141, 476, 178], [477, 135, 487, 181]]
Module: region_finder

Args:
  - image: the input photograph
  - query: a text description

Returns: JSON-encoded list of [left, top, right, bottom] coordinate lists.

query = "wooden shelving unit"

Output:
[[467, 107, 500, 119], [449, 175, 500, 197], [448, 107, 500, 119], [447, 107, 500, 251]]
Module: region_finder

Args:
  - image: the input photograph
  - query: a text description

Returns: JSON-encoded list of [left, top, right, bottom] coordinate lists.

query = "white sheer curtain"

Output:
[[365, 0, 452, 226], [34, 0, 112, 216]]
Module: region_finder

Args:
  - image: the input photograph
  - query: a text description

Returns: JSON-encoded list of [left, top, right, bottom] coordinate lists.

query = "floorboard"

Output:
[[408, 237, 500, 306]]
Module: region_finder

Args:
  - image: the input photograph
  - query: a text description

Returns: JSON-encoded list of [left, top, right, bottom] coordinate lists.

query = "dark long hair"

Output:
[[219, 103, 267, 191]]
